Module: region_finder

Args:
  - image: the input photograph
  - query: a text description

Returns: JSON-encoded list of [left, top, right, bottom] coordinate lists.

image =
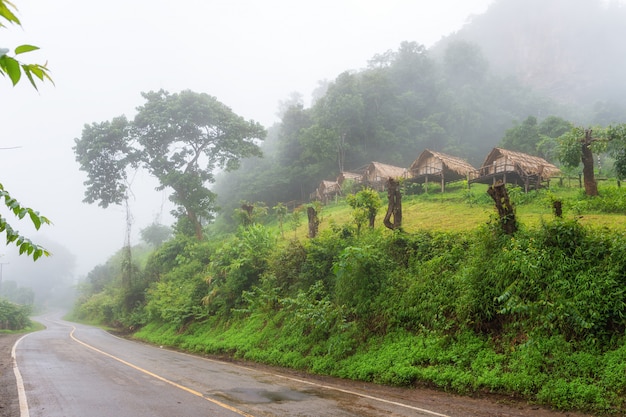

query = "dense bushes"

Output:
[[131, 216, 626, 414], [72, 183, 626, 414], [0, 298, 31, 330]]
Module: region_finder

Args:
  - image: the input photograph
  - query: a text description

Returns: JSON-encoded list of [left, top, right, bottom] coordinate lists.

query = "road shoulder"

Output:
[[0, 333, 21, 417]]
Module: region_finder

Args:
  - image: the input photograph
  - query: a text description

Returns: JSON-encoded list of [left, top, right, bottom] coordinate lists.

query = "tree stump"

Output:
[[552, 200, 563, 218], [581, 129, 599, 196], [487, 181, 517, 234], [307, 206, 319, 238], [383, 178, 402, 230]]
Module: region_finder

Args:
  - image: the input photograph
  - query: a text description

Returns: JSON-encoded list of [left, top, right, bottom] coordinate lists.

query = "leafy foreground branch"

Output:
[[0, 183, 50, 260]]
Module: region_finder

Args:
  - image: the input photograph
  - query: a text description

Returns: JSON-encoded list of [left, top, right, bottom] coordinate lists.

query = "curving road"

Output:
[[13, 315, 449, 417]]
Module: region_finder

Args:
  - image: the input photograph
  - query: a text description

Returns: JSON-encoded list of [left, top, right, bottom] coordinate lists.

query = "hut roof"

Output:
[[409, 149, 478, 177], [337, 171, 362, 184], [364, 161, 407, 179], [480, 148, 561, 178], [320, 180, 340, 191]]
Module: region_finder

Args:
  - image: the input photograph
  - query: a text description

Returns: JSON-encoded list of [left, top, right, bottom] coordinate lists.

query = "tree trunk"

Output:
[[487, 181, 517, 234], [581, 129, 598, 196], [187, 208, 203, 240], [553, 200, 563, 218], [307, 206, 319, 238], [241, 203, 254, 226], [383, 178, 402, 230], [368, 210, 376, 228]]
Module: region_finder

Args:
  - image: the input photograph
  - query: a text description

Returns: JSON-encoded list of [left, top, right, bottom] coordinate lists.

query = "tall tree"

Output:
[[75, 90, 266, 240]]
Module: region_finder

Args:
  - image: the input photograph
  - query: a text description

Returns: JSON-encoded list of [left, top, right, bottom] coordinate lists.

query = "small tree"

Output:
[[234, 201, 268, 227], [289, 207, 303, 238], [346, 188, 382, 234], [557, 127, 607, 196], [272, 202, 287, 238], [140, 223, 172, 247]]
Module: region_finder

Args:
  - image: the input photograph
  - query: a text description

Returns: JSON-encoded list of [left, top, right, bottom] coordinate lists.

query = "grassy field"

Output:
[[131, 179, 626, 415], [293, 181, 626, 237]]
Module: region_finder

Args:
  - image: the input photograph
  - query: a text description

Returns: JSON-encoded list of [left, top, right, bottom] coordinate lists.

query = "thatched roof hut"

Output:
[[408, 149, 478, 191], [472, 147, 561, 191], [337, 171, 362, 186], [313, 180, 341, 203], [357, 161, 408, 191]]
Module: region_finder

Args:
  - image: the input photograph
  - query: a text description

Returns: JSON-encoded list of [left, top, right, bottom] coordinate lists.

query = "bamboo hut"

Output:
[[337, 171, 363, 186], [408, 149, 478, 192], [313, 180, 341, 203], [472, 147, 561, 191], [360, 161, 408, 190]]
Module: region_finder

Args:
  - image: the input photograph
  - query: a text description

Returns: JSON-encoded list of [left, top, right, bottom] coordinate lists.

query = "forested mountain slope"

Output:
[[434, 0, 626, 124], [214, 0, 625, 218], [213, 41, 559, 217]]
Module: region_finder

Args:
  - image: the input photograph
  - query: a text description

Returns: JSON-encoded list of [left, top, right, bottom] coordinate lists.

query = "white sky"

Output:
[[1, 0, 494, 278]]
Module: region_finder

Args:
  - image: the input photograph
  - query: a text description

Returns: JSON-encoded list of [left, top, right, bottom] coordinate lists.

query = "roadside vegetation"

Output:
[[70, 180, 626, 415], [0, 299, 32, 331]]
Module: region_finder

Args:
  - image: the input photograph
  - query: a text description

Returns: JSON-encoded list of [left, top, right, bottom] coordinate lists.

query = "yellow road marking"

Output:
[[69, 326, 254, 417]]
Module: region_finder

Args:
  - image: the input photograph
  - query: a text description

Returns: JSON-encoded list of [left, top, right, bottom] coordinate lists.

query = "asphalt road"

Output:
[[13, 315, 449, 417]]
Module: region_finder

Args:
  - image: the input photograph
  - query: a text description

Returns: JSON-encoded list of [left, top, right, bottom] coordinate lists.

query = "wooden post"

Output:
[[307, 206, 319, 238], [487, 181, 517, 234], [553, 200, 563, 218], [581, 129, 599, 196], [383, 178, 402, 231]]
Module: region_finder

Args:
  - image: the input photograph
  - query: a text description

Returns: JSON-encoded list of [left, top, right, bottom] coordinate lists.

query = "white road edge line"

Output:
[[66, 319, 451, 417], [166, 343, 452, 417], [11, 334, 32, 417], [68, 326, 255, 417]]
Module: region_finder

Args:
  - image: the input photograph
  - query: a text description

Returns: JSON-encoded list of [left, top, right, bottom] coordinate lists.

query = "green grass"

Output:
[[0, 320, 45, 334], [279, 182, 626, 237], [131, 180, 626, 415]]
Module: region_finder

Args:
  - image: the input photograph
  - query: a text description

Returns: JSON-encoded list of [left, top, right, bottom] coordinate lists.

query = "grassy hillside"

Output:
[[127, 181, 626, 415], [303, 181, 626, 235]]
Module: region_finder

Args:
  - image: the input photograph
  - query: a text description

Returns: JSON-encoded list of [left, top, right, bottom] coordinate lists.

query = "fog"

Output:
[[1, 0, 497, 285]]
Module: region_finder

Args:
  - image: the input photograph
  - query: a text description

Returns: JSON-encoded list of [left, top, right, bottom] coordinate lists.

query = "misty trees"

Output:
[[500, 115, 573, 158], [1, 0, 51, 261], [140, 223, 172, 247], [212, 39, 560, 214], [74, 90, 266, 240]]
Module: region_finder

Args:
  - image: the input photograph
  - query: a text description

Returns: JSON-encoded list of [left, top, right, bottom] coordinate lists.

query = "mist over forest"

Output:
[[213, 0, 626, 220]]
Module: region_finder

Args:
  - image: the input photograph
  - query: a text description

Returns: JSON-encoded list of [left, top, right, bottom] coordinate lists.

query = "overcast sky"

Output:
[[1, 0, 494, 278]]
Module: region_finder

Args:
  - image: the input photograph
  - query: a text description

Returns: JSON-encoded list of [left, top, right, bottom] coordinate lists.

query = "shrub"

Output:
[[0, 298, 31, 330]]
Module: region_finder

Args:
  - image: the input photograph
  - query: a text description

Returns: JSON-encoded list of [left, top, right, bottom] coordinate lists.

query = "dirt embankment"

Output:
[[0, 334, 21, 417]]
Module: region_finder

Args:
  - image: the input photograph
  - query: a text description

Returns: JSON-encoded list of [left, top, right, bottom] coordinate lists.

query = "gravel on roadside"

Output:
[[0, 333, 21, 417]]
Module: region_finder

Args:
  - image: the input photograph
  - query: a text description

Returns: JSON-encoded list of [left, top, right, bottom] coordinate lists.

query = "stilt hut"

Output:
[[472, 147, 560, 191], [360, 161, 408, 191], [314, 180, 341, 203], [336, 171, 363, 188], [408, 149, 478, 192]]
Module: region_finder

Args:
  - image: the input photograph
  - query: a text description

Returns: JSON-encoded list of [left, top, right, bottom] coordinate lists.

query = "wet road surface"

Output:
[[14, 315, 448, 417]]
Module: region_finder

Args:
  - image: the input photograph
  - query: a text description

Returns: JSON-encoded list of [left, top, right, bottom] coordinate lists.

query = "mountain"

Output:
[[433, 0, 626, 123]]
